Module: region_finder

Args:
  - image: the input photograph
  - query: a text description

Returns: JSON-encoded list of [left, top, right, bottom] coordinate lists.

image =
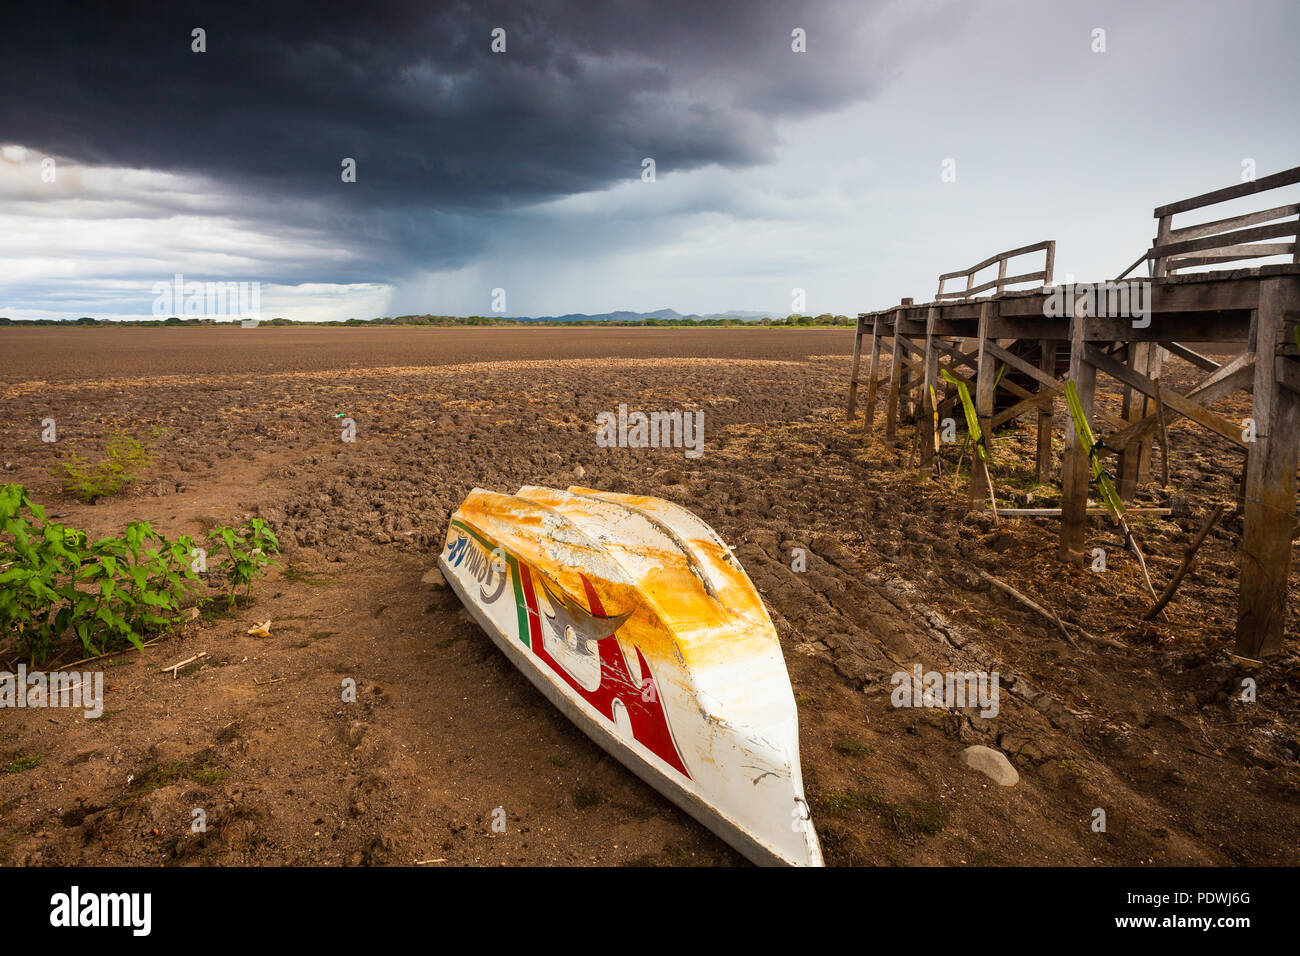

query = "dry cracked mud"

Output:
[[1, 326, 1297, 866]]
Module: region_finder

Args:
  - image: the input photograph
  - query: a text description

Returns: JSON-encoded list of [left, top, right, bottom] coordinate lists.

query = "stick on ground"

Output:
[[976, 569, 1078, 647], [1143, 503, 1226, 620]]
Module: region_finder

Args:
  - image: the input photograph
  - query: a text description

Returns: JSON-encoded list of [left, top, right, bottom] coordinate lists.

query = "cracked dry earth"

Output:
[[1, 326, 1297, 866]]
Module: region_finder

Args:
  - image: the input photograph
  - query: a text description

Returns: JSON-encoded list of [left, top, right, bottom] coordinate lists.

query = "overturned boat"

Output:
[[439, 485, 823, 867]]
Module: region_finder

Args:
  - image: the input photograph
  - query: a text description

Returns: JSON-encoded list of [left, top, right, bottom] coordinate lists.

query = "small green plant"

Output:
[[52, 429, 157, 503], [206, 518, 280, 608], [76, 521, 201, 654], [4, 754, 44, 774], [0, 484, 90, 662], [0, 483, 204, 663]]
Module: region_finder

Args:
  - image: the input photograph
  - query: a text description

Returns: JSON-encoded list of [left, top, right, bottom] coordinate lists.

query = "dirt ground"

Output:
[[1, 326, 1297, 866]]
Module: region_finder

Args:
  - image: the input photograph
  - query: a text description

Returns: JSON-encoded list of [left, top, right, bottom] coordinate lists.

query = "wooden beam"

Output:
[[984, 340, 1061, 393], [1101, 358, 1255, 453], [991, 388, 1055, 429], [932, 339, 978, 371], [1236, 277, 1300, 657], [1084, 344, 1249, 450]]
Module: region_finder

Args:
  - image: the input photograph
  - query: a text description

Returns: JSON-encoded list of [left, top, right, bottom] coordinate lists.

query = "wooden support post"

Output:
[[1238, 308, 1261, 510], [1036, 339, 1055, 484], [920, 308, 939, 469], [846, 315, 865, 421], [969, 303, 994, 507], [1146, 345, 1165, 477], [1152, 214, 1172, 278], [1118, 341, 1158, 501], [884, 309, 905, 444], [1236, 278, 1300, 657], [974, 303, 995, 459], [863, 314, 884, 429], [1061, 300, 1096, 557], [898, 336, 916, 425]]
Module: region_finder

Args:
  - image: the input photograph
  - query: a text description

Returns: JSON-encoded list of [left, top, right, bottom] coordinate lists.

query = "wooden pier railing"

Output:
[[936, 240, 1055, 301], [1116, 164, 1300, 280]]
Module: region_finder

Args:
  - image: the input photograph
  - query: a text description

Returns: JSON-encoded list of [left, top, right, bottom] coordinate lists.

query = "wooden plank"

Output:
[[1166, 204, 1300, 242], [1084, 344, 1249, 449], [1061, 304, 1095, 556], [1154, 165, 1300, 218], [1167, 245, 1295, 272], [1236, 277, 1300, 657], [999, 507, 1171, 517], [1151, 220, 1299, 261]]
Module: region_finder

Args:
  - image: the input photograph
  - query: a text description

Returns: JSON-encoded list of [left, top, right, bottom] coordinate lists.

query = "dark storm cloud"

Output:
[[0, 1, 941, 278]]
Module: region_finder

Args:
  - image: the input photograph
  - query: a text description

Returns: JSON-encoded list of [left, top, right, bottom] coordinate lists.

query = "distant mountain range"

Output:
[[515, 308, 775, 323]]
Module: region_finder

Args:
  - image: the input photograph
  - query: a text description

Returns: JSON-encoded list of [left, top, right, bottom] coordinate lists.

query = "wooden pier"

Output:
[[847, 166, 1300, 658]]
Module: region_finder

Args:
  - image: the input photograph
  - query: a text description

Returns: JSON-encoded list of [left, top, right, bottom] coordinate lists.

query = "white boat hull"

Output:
[[439, 486, 823, 867]]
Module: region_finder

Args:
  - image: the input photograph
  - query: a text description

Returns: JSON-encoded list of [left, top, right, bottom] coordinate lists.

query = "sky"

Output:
[[1, 0, 1298, 322]]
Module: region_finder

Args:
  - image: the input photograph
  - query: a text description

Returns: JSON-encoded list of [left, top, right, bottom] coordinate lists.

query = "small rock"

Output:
[[574, 464, 586, 480], [421, 567, 447, 587], [960, 745, 1020, 786]]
